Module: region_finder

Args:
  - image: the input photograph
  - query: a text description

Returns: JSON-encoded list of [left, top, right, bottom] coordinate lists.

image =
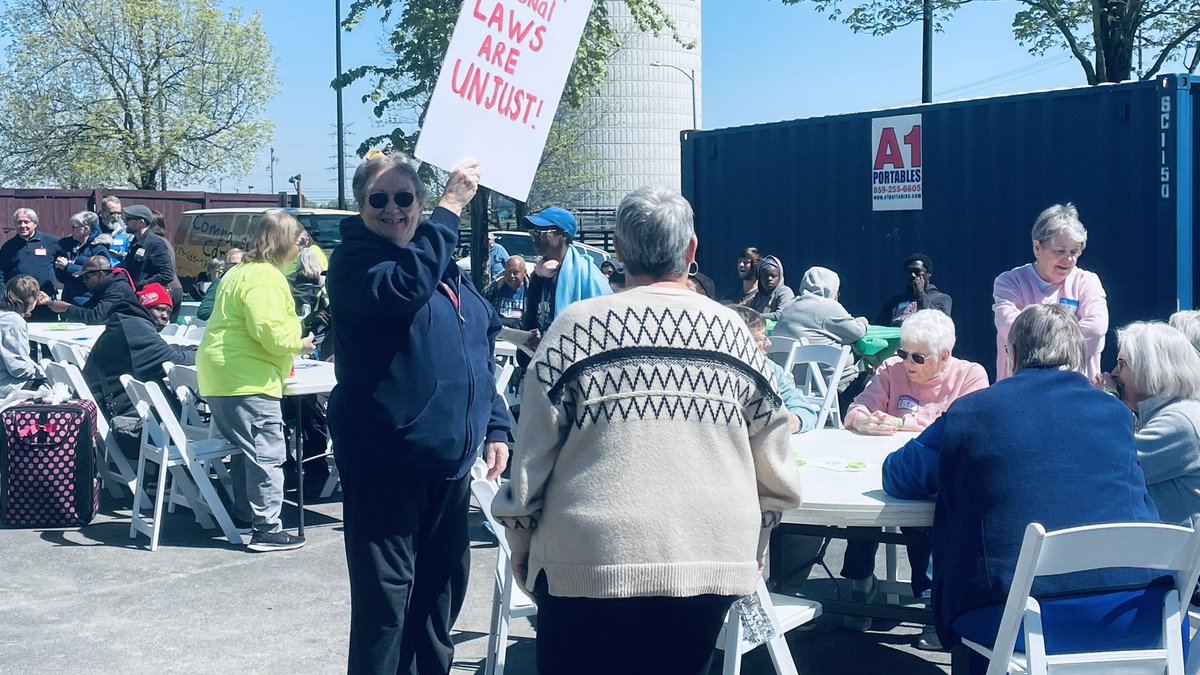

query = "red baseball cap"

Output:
[[137, 283, 173, 309]]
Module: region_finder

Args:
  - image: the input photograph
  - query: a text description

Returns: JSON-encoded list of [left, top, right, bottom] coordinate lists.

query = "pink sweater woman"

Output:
[[993, 203, 1108, 380], [846, 309, 989, 435]]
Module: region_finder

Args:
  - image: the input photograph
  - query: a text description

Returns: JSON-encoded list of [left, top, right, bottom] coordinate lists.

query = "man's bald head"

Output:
[[502, 255, 526, 289]]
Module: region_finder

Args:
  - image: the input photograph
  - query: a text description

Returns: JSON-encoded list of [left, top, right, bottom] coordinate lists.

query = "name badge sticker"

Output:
[[1059, 297, 1080, 313], [897, 394, 919, 412], [33, 248, 46, 256]]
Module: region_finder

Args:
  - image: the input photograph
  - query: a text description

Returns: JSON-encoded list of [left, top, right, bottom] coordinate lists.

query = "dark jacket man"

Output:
[[59, 264, 141, 325], [0, 223, 57, 299], [877, 254, 953, 326], [121, 205, 178, 290], [82, 301, 195, 453]]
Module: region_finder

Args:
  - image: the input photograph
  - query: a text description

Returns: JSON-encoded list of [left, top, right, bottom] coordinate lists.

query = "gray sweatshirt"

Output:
[[0, 311, 44, 399]]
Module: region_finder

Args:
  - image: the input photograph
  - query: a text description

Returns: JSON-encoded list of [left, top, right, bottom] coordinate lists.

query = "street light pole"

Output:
[[335, 0, 347, 210], [650, 61, 697, 130]]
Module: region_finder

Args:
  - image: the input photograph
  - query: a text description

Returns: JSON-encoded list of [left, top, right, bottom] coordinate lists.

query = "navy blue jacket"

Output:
[[0, 232, 57, 298], [327, 208, 511, 480], [883, 367, 1162, 646], [55, 236, 111, 305]]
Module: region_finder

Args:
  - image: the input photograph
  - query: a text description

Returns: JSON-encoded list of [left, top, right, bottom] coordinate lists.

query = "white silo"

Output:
[[570, 0, 701, 210]]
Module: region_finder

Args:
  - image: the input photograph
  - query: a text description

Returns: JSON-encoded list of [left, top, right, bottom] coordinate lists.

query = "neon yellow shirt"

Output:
[[197, 260, 302, 398]]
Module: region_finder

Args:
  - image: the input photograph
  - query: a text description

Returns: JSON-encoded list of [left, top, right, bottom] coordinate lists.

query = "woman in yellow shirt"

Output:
[[198, 210, 314, 552]]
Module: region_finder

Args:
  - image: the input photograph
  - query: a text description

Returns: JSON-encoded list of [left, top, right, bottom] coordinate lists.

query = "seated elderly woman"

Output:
[[846, 310, 989, 435], [837, 309, 988, 640], [882, 304, 1162, 671], [1097, 321, 1200, 529], [492, 186, 802, 675]]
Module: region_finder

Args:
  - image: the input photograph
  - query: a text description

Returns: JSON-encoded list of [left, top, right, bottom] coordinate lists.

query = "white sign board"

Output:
[[871, 114, 923, 211], [415, 0, 591, 202]]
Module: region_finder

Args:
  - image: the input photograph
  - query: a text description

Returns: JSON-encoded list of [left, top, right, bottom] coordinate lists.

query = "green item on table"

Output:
[[845, 461, 867, 472], [765, 318, 777, 335], [794, 457, 805, 467], [854, 325, 902, 357]]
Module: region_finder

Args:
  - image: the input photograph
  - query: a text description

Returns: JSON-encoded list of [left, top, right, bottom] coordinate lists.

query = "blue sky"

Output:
[[217, 0, 1189, 202]]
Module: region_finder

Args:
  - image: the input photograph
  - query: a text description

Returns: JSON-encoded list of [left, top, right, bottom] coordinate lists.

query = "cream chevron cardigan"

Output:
[[491, 286, 802, 599]]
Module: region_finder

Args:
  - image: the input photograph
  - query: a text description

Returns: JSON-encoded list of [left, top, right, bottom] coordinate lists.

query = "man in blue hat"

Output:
[[521, 206, 610, 347]]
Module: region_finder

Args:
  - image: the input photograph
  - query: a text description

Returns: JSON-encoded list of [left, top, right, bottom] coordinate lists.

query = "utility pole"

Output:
[[922, 0, 933, 103], [267, 147, 277, 193], [470, 188, 490, 288], [335, 0, 347, 210]]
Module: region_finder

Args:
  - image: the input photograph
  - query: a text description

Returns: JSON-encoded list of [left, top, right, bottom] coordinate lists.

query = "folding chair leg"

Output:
[[186, 459, 244, 546], [320, 462, 341, 499], [485, 577, 503, 675], [722, 605, 746, 675], [495, 576, 515, 675], [764, 634, 800, 675], [147, 461, 171, 551]]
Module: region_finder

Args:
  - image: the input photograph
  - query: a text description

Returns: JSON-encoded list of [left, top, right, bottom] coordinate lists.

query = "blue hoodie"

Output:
[[327, 208, 512, 480]]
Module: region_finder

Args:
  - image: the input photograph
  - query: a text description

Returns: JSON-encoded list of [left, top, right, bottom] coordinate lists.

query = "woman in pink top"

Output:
[[847, 309, 989, 435], [993, 203, 1108, 380], [839, 309, 988, 646]]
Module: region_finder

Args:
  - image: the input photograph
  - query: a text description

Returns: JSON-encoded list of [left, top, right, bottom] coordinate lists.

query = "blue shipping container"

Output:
[[682, 74, 1196, 378]]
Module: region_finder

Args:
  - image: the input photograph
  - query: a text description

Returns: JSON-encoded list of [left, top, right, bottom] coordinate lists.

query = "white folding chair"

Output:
[[181, 324, 205, 342], [961, 521, 1200, 675], [162, 362, 234, 502], [120, 375, 243, 550], [42, 360, 139, 500], [494, 362, 515, 397], [791, 344, 852, 429], [766, 335, 803, 374], [159, 324, 184, 338], [716, 576, 823, 675], [47, 340, 87, 368], [471, 478, 537, 675]]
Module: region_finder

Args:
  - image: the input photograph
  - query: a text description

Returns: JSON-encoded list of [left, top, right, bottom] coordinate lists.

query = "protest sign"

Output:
[[415, 0, 591, 202], [871, 114, 923, 211]]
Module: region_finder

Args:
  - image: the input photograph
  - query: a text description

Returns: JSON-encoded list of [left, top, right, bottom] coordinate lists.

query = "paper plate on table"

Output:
[[47, 323, 86, 331]]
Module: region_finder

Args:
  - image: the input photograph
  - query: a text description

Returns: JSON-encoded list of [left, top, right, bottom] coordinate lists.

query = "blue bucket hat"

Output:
[[522, 206, 577, 238]]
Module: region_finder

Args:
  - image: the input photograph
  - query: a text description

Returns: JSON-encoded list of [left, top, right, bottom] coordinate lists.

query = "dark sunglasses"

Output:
[[896, 349, 929, 365], [367, 192, 415, 209], [527, 228, 561, 239]]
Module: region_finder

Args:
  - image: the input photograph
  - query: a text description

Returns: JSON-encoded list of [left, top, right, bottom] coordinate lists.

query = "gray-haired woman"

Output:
[[491, 186, 802, 675], [327, 153, 511, 674], [993, 203, 1108, 380], [1097, 321, 1200, 529]]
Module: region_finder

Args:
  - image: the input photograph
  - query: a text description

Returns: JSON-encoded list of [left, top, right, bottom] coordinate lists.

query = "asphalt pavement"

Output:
[[0, 486, 951, 674]]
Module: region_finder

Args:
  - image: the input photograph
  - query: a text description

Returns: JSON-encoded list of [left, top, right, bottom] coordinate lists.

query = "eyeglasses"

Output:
[[367, 191, 415, 209], [527, 228, 561, 240], [896, 349, 930, 365], [83, 269, 108, 278]]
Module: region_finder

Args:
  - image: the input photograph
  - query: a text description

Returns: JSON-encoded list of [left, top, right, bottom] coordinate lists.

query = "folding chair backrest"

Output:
[[43, 360, 111, 440], [47, 340, 86, 368], [471, 478, 514, 558], [119, 375, 188, 453], [494, 362, 515, 396], [766, 335, 802, 374], [791, 344, 851, 429], [181, 325, 205, 342], [984, 522, 1200, 675], [160, 324, 184, 338]]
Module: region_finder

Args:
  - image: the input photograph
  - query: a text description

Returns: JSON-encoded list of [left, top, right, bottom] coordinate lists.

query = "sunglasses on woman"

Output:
[[367, 191, 415, 209], [896, 348, 929, 365]]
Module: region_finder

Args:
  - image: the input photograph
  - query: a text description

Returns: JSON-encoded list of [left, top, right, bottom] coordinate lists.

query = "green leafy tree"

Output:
[[0, 0, 277, 189], [782, 0, 1200, 84], [337, 0, 685, 192]]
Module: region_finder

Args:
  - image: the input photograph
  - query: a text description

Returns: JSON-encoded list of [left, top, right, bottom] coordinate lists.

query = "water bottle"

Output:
[[734, 593, 776, 646]]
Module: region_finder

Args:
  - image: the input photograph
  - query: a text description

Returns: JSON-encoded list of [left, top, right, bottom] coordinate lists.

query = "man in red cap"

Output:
[[136, 283, 173, 329]]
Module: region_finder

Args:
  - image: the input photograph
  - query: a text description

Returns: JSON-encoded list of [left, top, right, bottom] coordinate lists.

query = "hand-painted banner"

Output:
[[415, 0, 590, 202], [871, 114, 923, 212]]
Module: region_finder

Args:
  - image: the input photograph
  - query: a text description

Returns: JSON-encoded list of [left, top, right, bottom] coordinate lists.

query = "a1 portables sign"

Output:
[[871, 114, 922, 211], [415, 0, 591, 202]]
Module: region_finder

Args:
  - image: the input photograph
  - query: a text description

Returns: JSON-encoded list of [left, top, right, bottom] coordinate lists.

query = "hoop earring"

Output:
[[687, 261, 698, 276]]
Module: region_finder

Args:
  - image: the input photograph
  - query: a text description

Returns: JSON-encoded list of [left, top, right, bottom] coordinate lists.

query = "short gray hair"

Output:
[[351, 152, 428, 210], [1031, 202, 1087, 250], [99, 195, 121, 211], [1116, 322, 1200, 400], [69, 210, 99, 230], [614, 186, 694, 279], [1169, 310, 1200, 354], [730, 304, 766, 333], [12, 208, 37, 224], [900, 309, 956, 355], [1007, 304, 1086, 375]]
